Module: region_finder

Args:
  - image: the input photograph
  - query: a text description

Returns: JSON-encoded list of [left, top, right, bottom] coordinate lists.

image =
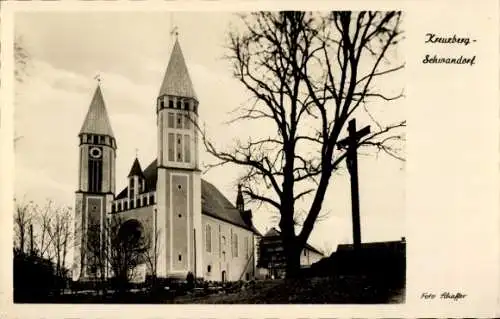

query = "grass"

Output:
[[17, 275, 405, 304], [173, 276, 405, 304]]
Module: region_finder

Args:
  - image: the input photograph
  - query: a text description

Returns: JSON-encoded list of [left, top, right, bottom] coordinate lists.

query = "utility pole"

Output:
[[338, 119, 370, 250]]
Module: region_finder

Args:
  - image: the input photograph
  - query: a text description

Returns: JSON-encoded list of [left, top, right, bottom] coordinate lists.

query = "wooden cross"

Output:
[[338, 119, 370, 250]]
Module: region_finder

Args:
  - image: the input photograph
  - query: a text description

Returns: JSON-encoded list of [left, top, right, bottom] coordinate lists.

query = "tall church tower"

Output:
[[156, 38, 203, 278], [73, 84, 116, 281]]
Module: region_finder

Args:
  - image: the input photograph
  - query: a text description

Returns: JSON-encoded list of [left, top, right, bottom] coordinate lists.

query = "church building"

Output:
[[73, 38, 260, 283]]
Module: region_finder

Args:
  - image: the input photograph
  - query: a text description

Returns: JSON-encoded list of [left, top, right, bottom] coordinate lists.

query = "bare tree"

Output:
[[14, 36, 29, 146], [35, 200, 54, 261], [13, 198, 33, 254], [85, 214, 149, 293], [142, 225, 161, 288], [14, 35, 30, 83], [46, 205, 73, 279], [202, 11, 405, 277]]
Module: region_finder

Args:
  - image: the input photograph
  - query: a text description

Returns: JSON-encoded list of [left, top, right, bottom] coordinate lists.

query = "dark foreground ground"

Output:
[[17, 275, 405, 304]]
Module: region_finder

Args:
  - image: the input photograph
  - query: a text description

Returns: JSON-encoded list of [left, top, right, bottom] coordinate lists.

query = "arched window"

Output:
[[205, 224, 212, 253], [232, 233, 238, 258], [176, 113, 183, 129], [168, 113, 175, 128], [245, 236, 249, 257]]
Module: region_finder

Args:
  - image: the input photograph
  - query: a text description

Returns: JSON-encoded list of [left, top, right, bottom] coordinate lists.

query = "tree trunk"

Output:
[[285, 245, 301, 279]]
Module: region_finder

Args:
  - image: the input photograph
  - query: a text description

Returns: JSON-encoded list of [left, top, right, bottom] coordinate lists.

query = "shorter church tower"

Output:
[[73, 84, 116, 281], [127, 157, 145, 209]]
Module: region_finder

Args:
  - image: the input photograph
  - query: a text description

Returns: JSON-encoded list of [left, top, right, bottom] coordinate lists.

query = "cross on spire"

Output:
[[135, 148, 139, 158], [170, 26, 179, 39], [94, 73, 101, 84], [170, 12, 179, 40]]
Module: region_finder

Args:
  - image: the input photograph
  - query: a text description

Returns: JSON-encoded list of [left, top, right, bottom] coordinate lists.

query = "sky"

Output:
[[14, 11, 405, 254]]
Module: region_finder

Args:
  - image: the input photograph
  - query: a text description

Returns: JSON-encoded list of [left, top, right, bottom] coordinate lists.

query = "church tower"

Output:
[[73, 84, 116, 281], [156, 38, 203, 278]]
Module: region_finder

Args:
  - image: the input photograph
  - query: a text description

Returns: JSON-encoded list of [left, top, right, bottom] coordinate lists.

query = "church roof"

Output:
[[158, 39, 197, 100], [79, 85, 115, 137], [263, 227, 324, 256], [116, 159, 260, 235], [128, 157, 145, 178]]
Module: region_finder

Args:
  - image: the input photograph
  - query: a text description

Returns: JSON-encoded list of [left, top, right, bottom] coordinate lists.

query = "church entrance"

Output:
[[221, 270, 226, 283]]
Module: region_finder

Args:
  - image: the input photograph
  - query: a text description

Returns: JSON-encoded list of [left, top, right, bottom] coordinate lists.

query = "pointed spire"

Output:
[[79, 84, 115, 137], [236, 184, 244, 212], [158, 38, 197, 100], [128, 157, 144, 178]]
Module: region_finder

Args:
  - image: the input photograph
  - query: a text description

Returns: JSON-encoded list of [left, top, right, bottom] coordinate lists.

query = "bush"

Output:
[[13, 250, 58, 302]]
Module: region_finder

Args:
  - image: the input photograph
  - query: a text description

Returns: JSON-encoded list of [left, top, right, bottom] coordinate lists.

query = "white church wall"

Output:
[[201, 214, 255, 282], [192, 171, 203, 278]]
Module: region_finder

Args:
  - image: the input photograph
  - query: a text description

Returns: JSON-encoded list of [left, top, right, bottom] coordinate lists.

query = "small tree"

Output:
[[46, 205, 73, 292], [142, 225, 161, 290], [85, 215, 149, 293], [13, 198, 33, 254]]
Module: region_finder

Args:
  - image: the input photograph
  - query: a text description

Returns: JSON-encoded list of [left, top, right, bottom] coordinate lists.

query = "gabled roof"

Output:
[[263, 227, 324, 256], [158, 39, 197, 100], [115, 159, 260, 235], [79, 85, 115, 137], [128, 157, 145, 178]]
